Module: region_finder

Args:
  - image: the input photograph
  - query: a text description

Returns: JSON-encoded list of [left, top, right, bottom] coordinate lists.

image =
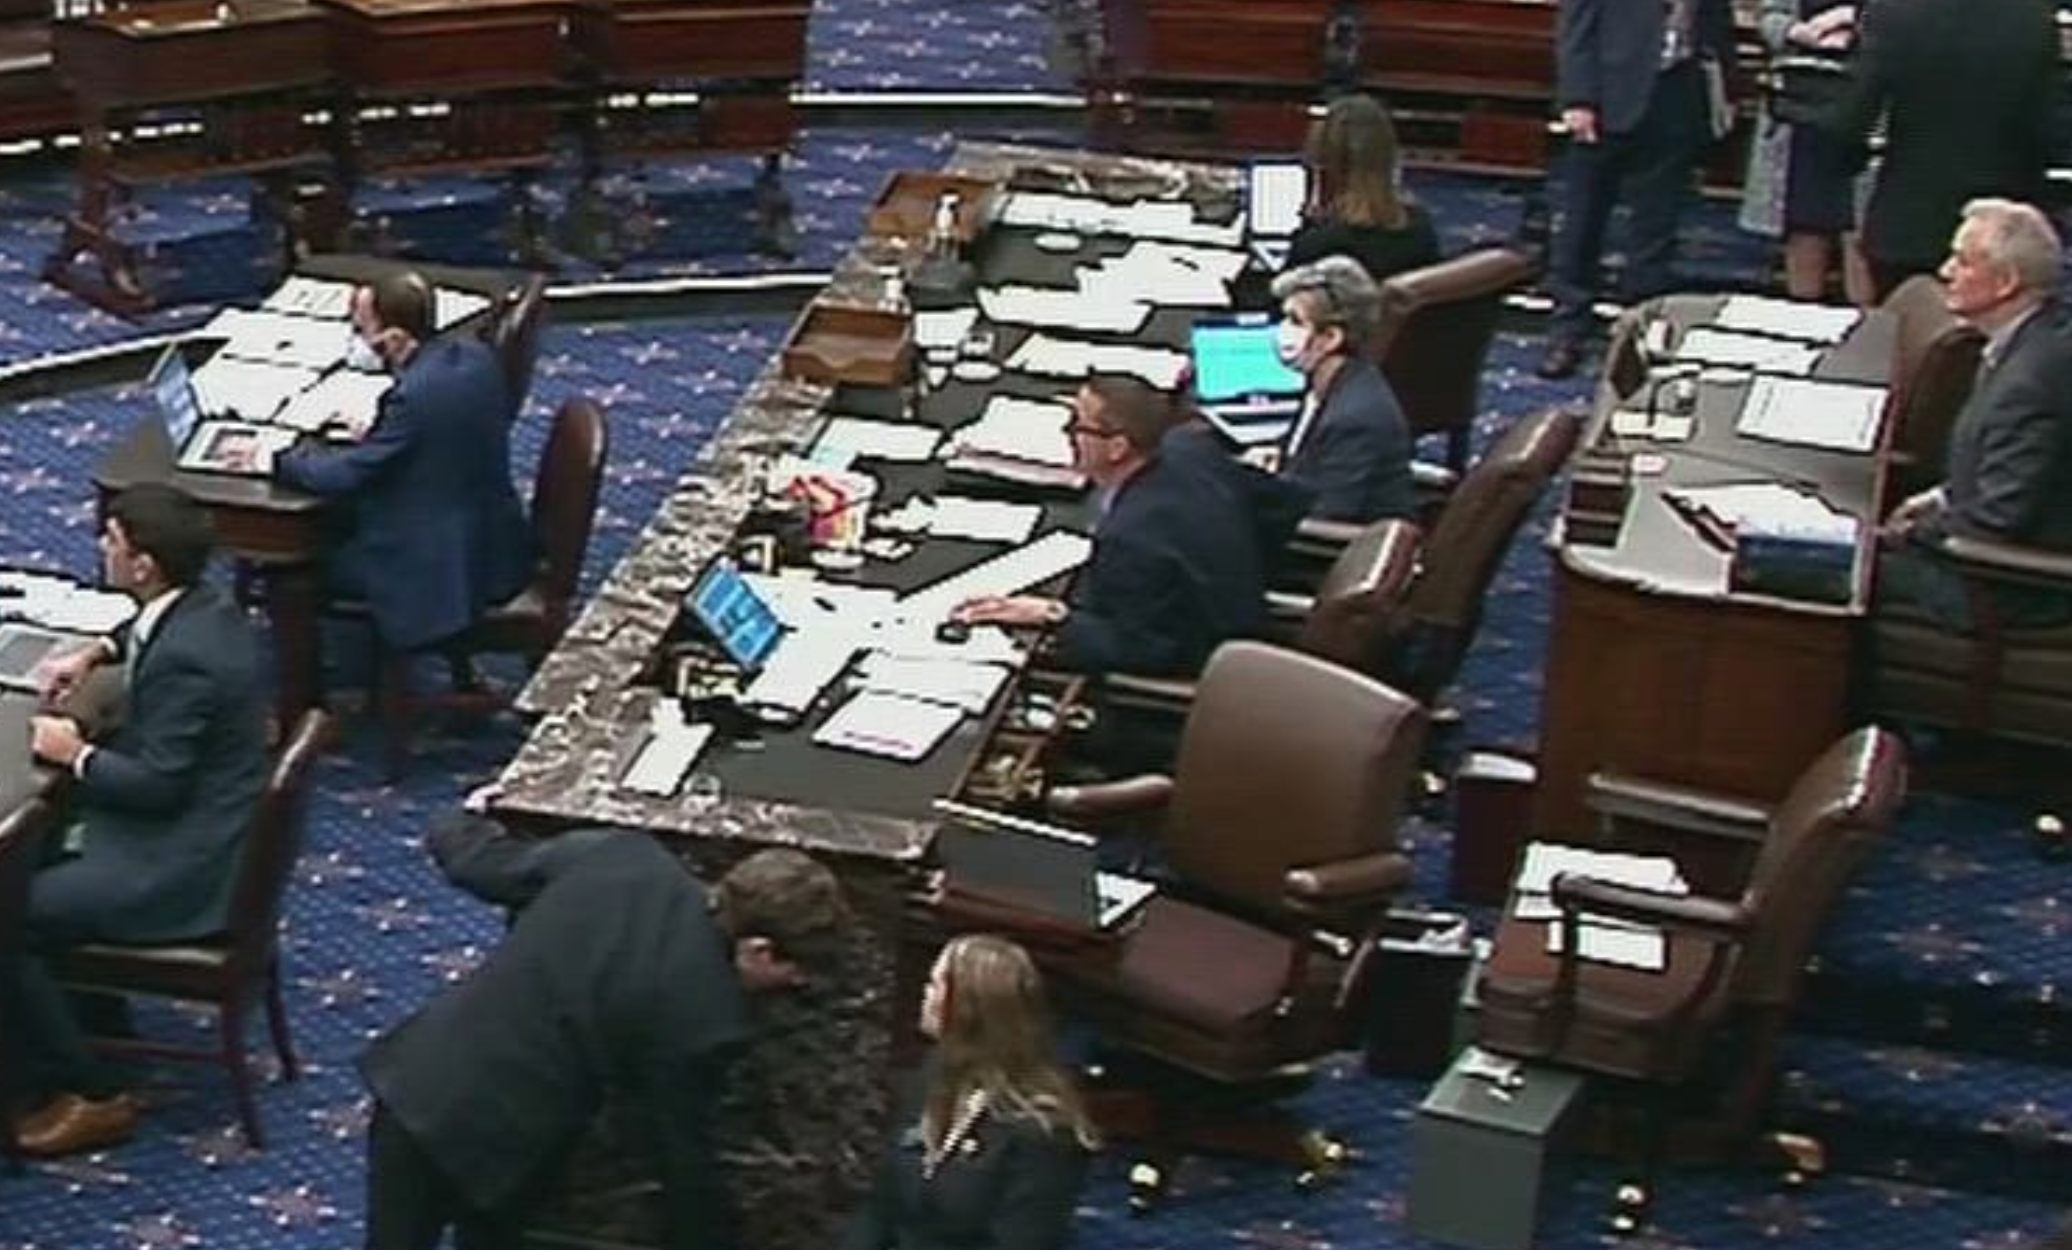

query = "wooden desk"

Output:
[[1532, 295, 1896, 838]]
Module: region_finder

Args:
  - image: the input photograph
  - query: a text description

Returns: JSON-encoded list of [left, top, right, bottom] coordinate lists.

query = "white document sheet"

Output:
[[434, 287, 492, 331], [0, 571, 134, 634], [620, 711, 715, 796], [189, 355, 321, 422], [926, 497, 1043, 544], [741, 632, 858, 716], [1664, 482, 1859, 544], [896, 530, 1096, 624], [260, 275, 356, 319], [915, 307, 981, 353], [812, 417, 942, 463], [1671, 327, 1823, 376], [812, 690, 965, 761], [1544, 918, 1668, 972], [215, 311, 357, 372], [275, 368, 394, 435], [853, 653, 1011, 714], [951, 395, 1077, 468], [1096, 870, 1158, 929], [1735, 375, 1888, 454], [997, 191, 1244, 248], [1005, 333, 1189, 389], [1512, 841, 1687, 921], [1711, 295, 1861, 344], [978, 285, 1153, 334]]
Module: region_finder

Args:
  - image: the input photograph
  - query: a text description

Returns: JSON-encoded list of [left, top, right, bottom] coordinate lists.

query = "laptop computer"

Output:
[[934, 799, 1155, 932], [685, 559, 785, 672], [1245, 161, 1308, 272], [0, 622, 80, 694], [148, 344, 203, 452], [1188, 313, 1305, 446]]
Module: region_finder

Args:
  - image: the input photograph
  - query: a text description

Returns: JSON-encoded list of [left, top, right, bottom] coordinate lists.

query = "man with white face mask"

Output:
[[1267, 256, 1414, 524], [269, 270, 534, 657]]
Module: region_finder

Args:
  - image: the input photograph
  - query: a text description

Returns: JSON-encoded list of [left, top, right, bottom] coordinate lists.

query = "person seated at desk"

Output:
[[1267, 256, 1415, 524], [258, 269, 533, 654], [14, 483, 268, 1157], [840, 934, 1094, 1250], [361, 810, 855, 1250], [1880, 197, 2072, 630], [953, 375, 1272, 678], [1286, 93, 1443, 284]]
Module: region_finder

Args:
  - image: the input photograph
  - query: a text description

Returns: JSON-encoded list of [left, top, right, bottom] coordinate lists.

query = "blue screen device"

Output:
[[148, 345, 202, 449], [1189, 314, 1305, 405], [686, 560, 784, 671]]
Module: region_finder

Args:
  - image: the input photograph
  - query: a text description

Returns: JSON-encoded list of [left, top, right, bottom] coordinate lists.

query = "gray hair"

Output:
[[1269, 254, 1383, 343], [1960, 198, 2063, 295]]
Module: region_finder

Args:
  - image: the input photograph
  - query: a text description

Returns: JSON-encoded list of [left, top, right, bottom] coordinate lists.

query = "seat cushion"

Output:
[[1112, 899, 1296, 1032]]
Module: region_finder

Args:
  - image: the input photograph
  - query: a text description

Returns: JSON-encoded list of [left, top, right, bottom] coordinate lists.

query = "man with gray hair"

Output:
[[1267, 255, 1414, 523], [1880, 197, 2072, 628]]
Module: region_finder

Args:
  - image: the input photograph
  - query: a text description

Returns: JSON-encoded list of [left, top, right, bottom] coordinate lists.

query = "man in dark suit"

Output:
[[1538, 0, 1733, 379], [953, 375, 1272, 678], [1881, 198, 2072, 629], [1269, 255, 1414, 523], [1823, 0, 2062, 300], [361, 814, 854, 1250], [14, 483, 268, 1155], [268, 269, 534, 653]]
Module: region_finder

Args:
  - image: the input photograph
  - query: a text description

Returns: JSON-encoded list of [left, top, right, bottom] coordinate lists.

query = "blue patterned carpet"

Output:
[[1, 3, 2070, 1249]]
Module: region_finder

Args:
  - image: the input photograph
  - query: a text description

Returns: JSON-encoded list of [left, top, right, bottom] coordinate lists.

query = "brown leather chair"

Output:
[[1474, 727, 1907, 1216], [1042, 642, 1426, 1205], [0, 797, 55, 1170], [1878, 275, 1983, 506], [1371, 246, 1538, 476], [375, 395, 609, 776], [55, 710, 331, 1149], [480, 272, 549, 416]]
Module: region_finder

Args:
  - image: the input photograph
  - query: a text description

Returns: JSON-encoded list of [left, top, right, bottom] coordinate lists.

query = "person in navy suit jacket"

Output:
[[1538, 0, 1734, 379], [15, 484, 269, 1156], [953, 375, 1271, 679], [1880, 199, 2072, 629], [1269, 256, 1414, 524], [271, 270, 533, 652]]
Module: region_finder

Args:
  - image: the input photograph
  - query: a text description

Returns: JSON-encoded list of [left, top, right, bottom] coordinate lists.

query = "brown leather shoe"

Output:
[[17, 1093, 136, 1157]]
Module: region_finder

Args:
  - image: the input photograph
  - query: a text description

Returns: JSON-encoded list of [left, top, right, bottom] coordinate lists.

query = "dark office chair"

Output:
[[1475, 727, 1906, 1225], [479, 272, 549, 418], [1042, 642, 1426, 1206], [54, 710, 330, 1149], [0, 798, 55, 1171], [1878, 275, 1983, 505], [373, 395, 609, 777], [1371, 246, 1538, 478]]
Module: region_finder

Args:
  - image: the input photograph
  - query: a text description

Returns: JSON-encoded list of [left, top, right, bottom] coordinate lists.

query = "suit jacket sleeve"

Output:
[[428, 814, 625, 910], [647, 1046, 742, 1250], [833, 1141, 898, 1250], [75, 654, 216, 815], [987, 1126, 1089, 1250], [273, 386, 418, 496], [1555, 0, 1604, 109], [1054, 534, 1190, 676], [1298, 398, 1400, 524], [1939, 357, 2072, 542]]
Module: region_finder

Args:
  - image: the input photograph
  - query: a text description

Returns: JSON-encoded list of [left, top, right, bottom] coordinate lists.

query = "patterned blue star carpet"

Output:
[[2, 3, 2071, 1249]]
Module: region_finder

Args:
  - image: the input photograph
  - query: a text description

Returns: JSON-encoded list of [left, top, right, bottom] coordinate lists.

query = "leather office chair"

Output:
[[479, 272, 549, 417], [1878, 275, 1983, 505], [1474, 727, 1907, 1225], [54, 710, 330, 1149], [0, 798, 54, 1171], [374, 394, 609, 777], [1042, 642, 1426, 1206], [1371, 246, 1537, 478]]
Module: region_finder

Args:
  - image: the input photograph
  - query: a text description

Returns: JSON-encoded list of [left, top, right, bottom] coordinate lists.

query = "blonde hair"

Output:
[[924, 935, 1098, 1151], [1306, 94, 1411, 231]]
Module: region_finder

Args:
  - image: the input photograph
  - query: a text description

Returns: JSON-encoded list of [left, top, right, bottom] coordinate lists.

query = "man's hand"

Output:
[[1789, 5, 1855, 47], [1881, 488, 1941, 546], [29, 714, 86, 769], [220, 442, 262, 473], [461, 780, 504, 814], [33, 641, 104, 706], [954, 595, 1065, 628], [1561, 106, 1600, 146]]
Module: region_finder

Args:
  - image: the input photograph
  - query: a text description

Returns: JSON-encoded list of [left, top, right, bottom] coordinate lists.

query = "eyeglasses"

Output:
[[1064, 421, 1125, 439]]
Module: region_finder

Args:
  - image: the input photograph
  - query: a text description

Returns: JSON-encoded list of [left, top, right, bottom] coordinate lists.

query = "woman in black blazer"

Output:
[[840, 935, 1095, 1250], [1286, 94, 1443, 285]]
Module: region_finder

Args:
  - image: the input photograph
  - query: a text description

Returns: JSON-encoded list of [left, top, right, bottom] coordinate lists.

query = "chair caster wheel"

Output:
[[1295, 1130, 1351, 1190], [1770, 1131, 1826, 1188], [1127, 1162, 1164, 1215], [1608, 1182, 1649, 1236]]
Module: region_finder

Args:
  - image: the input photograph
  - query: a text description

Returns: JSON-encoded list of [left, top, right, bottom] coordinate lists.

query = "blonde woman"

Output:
[[841, 935, 1095, 1250], [1287, 93, 1442, 284]]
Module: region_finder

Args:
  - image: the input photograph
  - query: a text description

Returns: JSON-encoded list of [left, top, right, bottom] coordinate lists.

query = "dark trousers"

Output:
[[16, 866, 123, 1103], [1548, 61, 1710, 339], [365, 1102, 527, 1250]]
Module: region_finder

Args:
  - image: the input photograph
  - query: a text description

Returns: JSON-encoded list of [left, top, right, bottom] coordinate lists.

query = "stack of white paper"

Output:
[[949, 395, 1076, 469], [1005, 333, 1189, 389], [189, 355, 322, 422], [915, 308, 980, 353], [978, 285, 1153, 334], [1672, 327, 1824, 376], [1080, 240, 1245, 307], [215, 311, 356, 371], [895, 530, 1095, 625], [0, 571, 134, 635], [812, 690, 965, 761], [1735, 375, 1888, 454], [853, 653, 1011, 713], [1665, 482, 1859, 545], [434, 287, 492, 331], [811, 417, 942, 463], [1712, 295, 1861, 344], [998, 191, 1244, 248], [1512, 842, 1687, 919], [275, 369, 394, 435], [261, 275, 356, 319]]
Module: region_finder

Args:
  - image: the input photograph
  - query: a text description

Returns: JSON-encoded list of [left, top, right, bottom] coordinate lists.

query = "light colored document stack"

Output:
[[997, 191, 1244, 248], [189, 355, 321, 422], [877, 496, 1043, 545], [812, 689, 966, 761], [811, 417, 942, 463], [1080, 240, 1244, 307], [261, 275, 355, 319], [1664, 482, 1858, 545], [1671, 327, 1824, 376], [915, 308, 980, 354], [0, 570, 134, 635], [214, 310, 356, 372], [619, 700, 716, 796], [853, 653, 1011, 713], [945, 395, 1079, 487], [1005, 333, 1189, 390], [978, 286, 1153, 335], [434, 287, 491, 331], [1513, 841, 1687, 973], [895, 530, 1096, 625], [274, 368, 394, 435], [1735, 375, 1888, 454], [1711, 295, 1861, 344]]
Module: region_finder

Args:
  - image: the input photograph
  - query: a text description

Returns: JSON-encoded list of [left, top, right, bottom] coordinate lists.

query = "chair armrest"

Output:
[[1265, 589, 1314, 621], [1584, 770, 1772, 846], [1941, 533, 2072, 591], [1284, 851, 1413, 907], [1411, 460, 1460, 494], [1101, 672, 1198, 715], [1551, 874, 1752, 940], [1289, 516, 1361, 562], [1047, 773, 1176, 821]]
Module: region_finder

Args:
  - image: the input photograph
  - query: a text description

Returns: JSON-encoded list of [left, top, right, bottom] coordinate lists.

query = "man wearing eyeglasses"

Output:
[[954, 374, 1271, 678]]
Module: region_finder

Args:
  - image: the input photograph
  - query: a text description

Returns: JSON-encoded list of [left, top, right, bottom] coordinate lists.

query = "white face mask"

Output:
[[345, 334, 385, 373], [1274, 320, 1311, 369]]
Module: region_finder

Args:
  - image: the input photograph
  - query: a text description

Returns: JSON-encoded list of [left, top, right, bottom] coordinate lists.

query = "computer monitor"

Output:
[[148, 345, 202, 451], [1189, 313, 1305, 407], [1247, 161, 1308, 241], [685, 560, 784, 671], [0, 623, 74, 694], [934, 800, 1155, 932]]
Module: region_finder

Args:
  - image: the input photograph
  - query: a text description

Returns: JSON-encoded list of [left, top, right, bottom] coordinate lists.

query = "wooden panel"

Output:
[[1358, 0, 1555, 100], [573, 1, 809, 82], [317, 0, 572, 96], [53, 1, 327, 106]]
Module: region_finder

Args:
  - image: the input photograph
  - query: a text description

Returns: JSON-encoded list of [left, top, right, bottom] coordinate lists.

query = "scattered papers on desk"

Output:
[[915, 307, 980, 353], [1711, 295, 1861, 344], [998, 191, 1243, 248], [434, 287, 491, 331], [978, 285, 1153, 335], [1512, 842, 1687, 920], [1663, 481, 1858, 545], [897, 530, 1095, 624], [1083, 240, 1244, 306], [854, 653, 1010, 714], [812, 417, 941, 463], [619, 700, 715, 797], [1609, 408, 1695, 442], [0, 570, 133, 635], [178, 421, 299, 475], [1006, 333, 1188, 390], [813, 689, 964, 761], [1097, 870, 1158, 929], [880, 496, 1043, 544], [1735, 375, 1887, 454], [744, 575, 898, 634], [950, 395, 1076, 468], [214, 309, 356, 372], [275, 368, 393, 435], [260, 275, 355, 320], [742, 631, 858, 716], [1544, 918, 1668, 972], [190, 355, 322, 422], [1672, 327, 1823, 376]]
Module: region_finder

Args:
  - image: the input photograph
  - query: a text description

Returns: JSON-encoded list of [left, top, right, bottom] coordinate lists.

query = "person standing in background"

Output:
[[1287, 93, 1443, 285]]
